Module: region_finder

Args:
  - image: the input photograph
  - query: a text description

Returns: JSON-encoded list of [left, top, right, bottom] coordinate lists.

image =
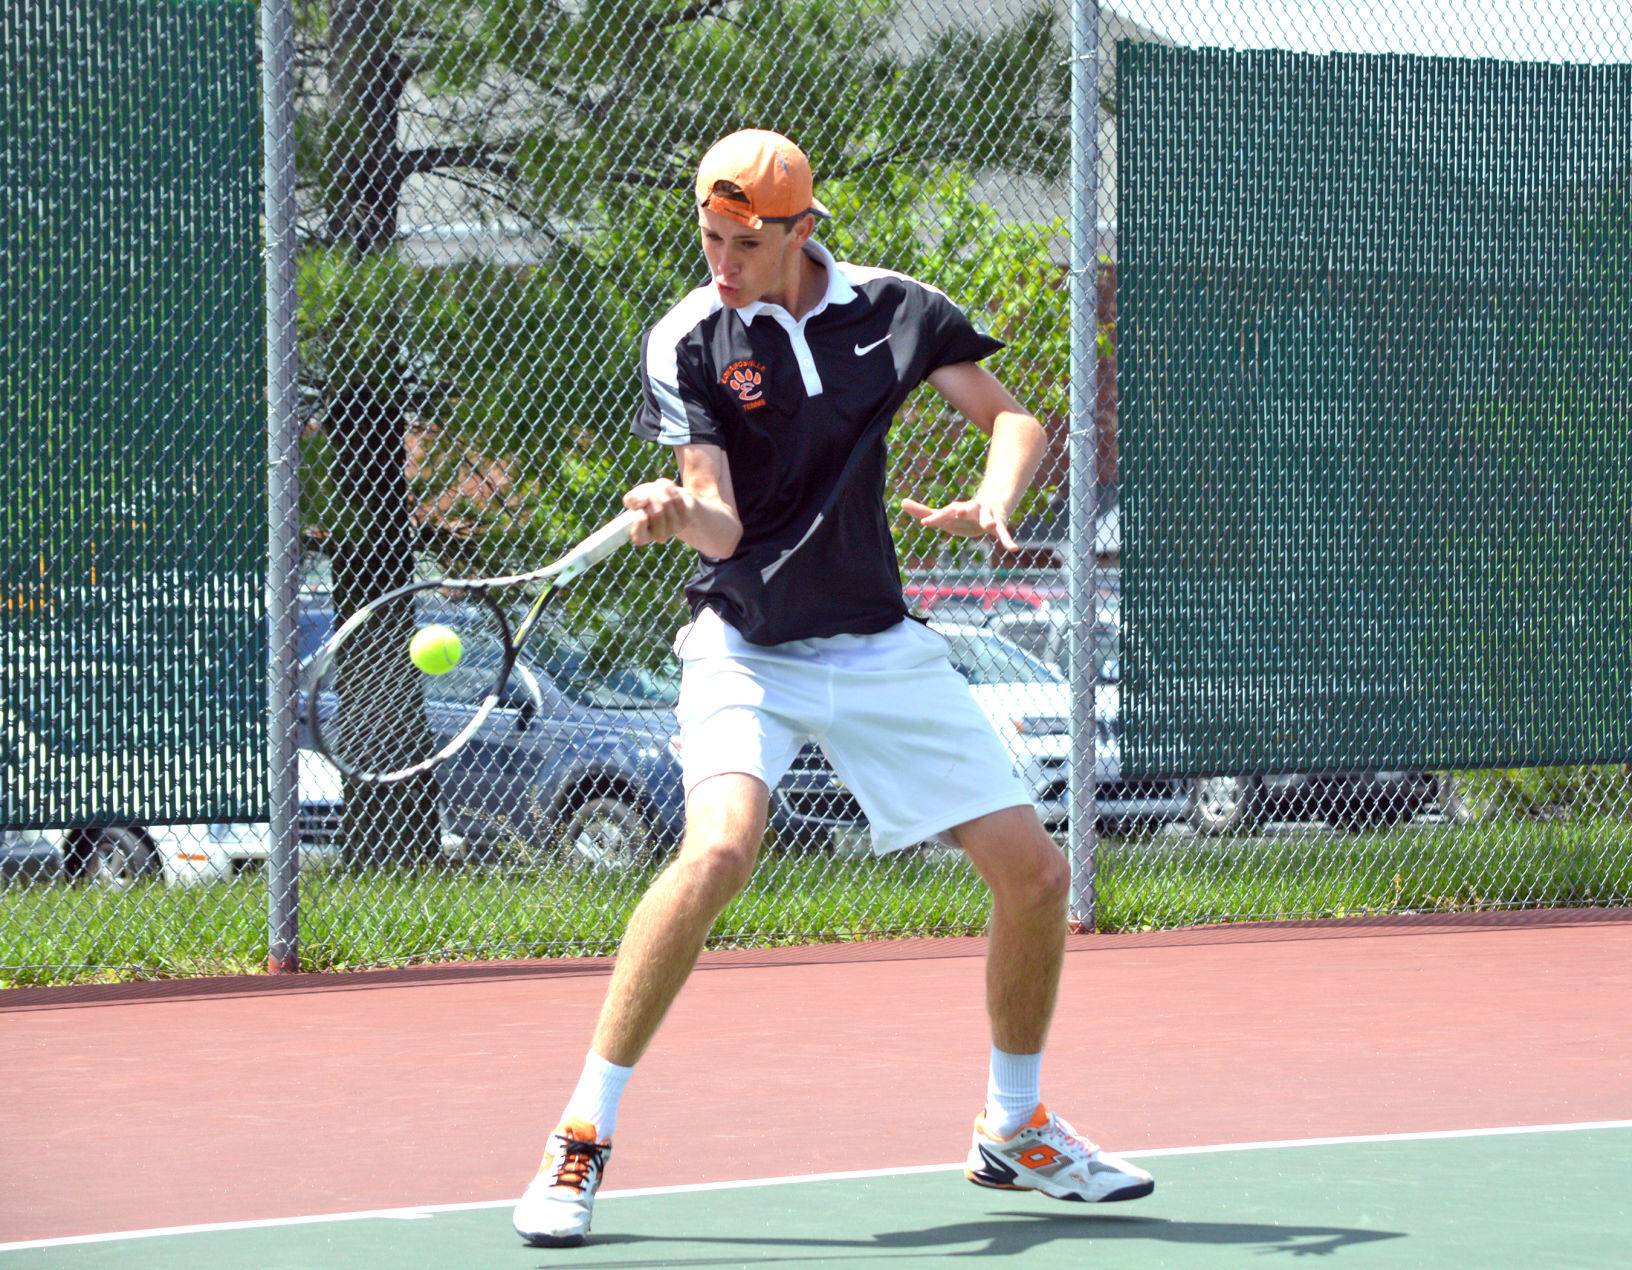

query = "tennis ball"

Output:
[[409, 624, 463, 675]]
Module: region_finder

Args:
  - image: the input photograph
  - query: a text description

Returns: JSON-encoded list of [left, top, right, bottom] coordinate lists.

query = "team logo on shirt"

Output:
[[721, 360, 767, 410]]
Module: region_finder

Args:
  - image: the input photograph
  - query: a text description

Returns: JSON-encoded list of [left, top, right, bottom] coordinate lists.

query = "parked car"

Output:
[[297, 597, 881, 866], [938, 607, 1182, 833], [991, 602, 1119, 683], [1186, 770, 1445, 834], [936, 623, 1076, 827], [300, 599, 688, 868], [995, 601, 1443, 834], [0, 700, 340, 887], [903, 576, 1069, 627]]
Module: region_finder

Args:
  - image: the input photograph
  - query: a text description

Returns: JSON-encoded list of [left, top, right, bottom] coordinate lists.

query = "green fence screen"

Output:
[[1120, 44, 1632, 777], [0, 0, 263, 825]]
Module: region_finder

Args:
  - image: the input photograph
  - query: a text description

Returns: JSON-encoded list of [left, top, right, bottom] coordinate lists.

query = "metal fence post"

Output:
[[1066, 0, 1103, 933], [262, 0, 301, 974]]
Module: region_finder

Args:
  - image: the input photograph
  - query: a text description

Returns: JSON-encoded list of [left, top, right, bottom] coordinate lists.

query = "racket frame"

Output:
[[302, 510, 641, 785]]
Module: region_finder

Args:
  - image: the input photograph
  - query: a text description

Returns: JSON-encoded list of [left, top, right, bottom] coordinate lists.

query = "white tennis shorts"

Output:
[[672, 607, 1030, 853]]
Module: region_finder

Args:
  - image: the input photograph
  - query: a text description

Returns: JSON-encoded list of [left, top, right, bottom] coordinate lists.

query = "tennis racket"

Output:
[[303, 509, 641, 784]]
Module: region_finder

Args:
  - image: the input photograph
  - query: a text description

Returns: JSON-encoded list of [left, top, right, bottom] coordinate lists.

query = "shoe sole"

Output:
[[518, 1231, 587, 1248], [965, 1167, 1155, 1203]]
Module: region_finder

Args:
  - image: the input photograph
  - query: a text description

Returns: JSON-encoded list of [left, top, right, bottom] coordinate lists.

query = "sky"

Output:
[[1113, 0, 1632, 64]]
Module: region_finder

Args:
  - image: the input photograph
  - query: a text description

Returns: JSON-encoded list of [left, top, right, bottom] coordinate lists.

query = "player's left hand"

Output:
[[902, 497, 1019, 553]]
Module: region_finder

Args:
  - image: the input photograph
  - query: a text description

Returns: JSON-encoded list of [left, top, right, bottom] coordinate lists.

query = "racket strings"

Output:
[[335, 642, 440, 768], [315, 593, 488, 779], [305, 512, 637, 784]]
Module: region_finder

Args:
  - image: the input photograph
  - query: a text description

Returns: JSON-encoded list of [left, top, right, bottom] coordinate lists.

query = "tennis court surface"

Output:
[[3, 911, 1630, 1266]]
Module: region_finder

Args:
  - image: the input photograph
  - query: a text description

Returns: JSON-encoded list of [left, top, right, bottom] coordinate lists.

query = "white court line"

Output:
[[4, 1119, 1629, 1254]]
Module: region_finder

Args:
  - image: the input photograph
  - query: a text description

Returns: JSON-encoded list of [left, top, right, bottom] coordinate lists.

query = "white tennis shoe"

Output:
[[513, 1119, 611, 1247], [965, 1105, 1154, 1202]]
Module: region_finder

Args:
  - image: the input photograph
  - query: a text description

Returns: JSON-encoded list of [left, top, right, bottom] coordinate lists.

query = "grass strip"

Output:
[[3, 820, 1629, 987]]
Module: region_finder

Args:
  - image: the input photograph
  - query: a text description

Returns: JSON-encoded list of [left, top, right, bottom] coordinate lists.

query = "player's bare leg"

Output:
[[953, 804, 1069, 1052], [954, 805, 1154, 1203], [593, 772, 769, 1065], [515, 773, 769, 1247]]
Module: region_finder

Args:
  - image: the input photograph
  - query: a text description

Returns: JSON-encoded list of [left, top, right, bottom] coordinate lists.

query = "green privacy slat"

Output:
[[1120, 43, 1632, 778], [1, 0, 264, 825]]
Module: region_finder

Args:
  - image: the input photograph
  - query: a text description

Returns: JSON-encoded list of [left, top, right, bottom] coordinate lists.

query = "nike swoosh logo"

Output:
[[854, 335, 891, 356]]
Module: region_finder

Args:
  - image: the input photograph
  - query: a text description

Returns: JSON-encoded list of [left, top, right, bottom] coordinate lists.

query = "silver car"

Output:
[[768, 622, 1188, 842]]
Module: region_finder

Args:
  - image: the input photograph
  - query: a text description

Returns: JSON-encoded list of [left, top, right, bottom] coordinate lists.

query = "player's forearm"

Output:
[[975, 410, 1048, 522], [678, 493, 744, 560], [623, 443, 744, 556]]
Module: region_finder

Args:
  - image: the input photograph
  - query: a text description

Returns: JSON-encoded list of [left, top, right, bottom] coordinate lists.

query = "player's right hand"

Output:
[[622, 478, 692, 546]]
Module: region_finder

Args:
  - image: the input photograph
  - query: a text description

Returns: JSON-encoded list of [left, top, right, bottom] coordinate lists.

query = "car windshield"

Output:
[[307, 605, 681, 712], [439, 625, 680, 711], [939, 630, 1064, 686], [532, 641, 680, 710]]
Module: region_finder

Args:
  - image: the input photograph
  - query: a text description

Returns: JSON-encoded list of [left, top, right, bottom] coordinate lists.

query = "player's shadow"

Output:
[[559, 1209, 1405, 1263]]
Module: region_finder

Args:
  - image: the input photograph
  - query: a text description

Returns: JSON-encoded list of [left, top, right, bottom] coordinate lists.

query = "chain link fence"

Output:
[[2, 0, 1629, 984]]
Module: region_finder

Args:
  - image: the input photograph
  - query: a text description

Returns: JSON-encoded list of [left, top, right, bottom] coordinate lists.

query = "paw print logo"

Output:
[[720, 359, 769, 409], [728, 366, 763, 403]]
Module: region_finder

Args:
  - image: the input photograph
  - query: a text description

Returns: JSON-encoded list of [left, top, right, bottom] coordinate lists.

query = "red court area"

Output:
[[3, 910, 1630, 1245]]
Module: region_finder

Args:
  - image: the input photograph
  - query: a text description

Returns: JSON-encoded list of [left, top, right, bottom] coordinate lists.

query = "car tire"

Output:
[[1434, 773, 1470, 824], [557, 795, 653, 870], [1189, 775, 1258, 835], [73, 828, 157, 888]]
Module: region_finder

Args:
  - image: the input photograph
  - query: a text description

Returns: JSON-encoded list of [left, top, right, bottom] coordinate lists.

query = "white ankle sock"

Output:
[[561, 1050, 634, 1141], [984, 1045, 1043, 1139]]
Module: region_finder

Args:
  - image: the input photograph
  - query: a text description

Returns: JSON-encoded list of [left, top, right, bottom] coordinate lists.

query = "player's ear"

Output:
[[788, 212, 816, 247]]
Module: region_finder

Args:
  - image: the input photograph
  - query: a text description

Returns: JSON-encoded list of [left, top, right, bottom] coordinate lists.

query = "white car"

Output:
[[770, 623, 1178, 842], [0, 702, 343, 887], [931, 623, 1137, 830], [157, 748, 349, 885], [930, 623, 1074, 828]]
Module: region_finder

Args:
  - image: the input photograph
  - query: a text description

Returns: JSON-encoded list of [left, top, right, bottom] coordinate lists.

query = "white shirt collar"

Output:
[[734, 238, 857, 327]]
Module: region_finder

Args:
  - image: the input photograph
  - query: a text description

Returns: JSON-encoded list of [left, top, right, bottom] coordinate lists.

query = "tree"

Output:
[[296, 0, 1072, 861], [308, 0, 444, 863]]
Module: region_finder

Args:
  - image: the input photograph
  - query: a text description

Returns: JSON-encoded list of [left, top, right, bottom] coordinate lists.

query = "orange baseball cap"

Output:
[[695, 129, 832, 228]]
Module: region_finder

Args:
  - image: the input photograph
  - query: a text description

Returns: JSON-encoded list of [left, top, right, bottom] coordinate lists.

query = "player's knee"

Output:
[[986, 832, 1069, 915], [674, 832, 759, 905], [1020, 841, 1071, 911], [958, 810, 1068, 908]]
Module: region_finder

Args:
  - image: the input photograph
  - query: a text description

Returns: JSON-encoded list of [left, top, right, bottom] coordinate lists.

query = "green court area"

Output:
[[6, 1126, 1628, 1269]]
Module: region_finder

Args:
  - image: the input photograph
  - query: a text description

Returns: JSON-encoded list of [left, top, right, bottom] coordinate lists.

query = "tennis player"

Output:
[[514, 128, 1153, 1247]]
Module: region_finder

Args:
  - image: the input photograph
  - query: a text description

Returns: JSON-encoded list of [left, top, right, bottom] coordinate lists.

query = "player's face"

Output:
[[698, 208, 809, 310]]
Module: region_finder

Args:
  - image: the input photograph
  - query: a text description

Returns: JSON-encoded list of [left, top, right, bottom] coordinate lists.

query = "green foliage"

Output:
[[887, 6, 1068, 180], [298, 249, 459, 394], [1453, 767, 1632, 822], [819, 167, 1072, 563], [295, 0, 1077, 617], [298, 0, 1065, 232]]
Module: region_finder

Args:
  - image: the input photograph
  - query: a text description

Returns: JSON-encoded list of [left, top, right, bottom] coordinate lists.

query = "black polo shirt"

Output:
[[632, 239, 1004, 642]]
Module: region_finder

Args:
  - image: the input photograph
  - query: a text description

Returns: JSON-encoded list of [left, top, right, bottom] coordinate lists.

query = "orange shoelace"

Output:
[[549, 1135, 606, 1193]]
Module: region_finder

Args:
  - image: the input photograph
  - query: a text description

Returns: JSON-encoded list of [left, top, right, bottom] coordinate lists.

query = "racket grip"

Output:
[[570, 507, 642, 569]]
